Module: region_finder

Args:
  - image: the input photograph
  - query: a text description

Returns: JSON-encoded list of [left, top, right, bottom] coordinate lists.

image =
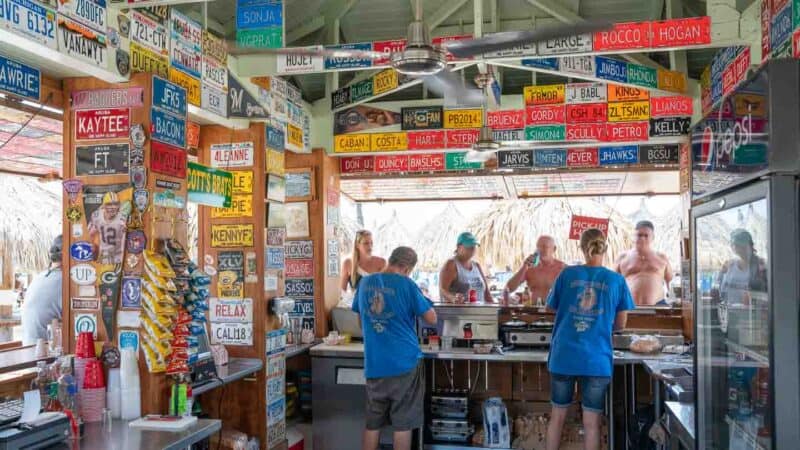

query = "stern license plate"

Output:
[[0, 0, 57, 49], [57, 16, 107, 67], [131, 10, 167, 54]]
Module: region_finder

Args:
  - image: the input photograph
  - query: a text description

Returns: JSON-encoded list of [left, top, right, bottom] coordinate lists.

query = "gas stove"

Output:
[[500, 318, 553, 347]]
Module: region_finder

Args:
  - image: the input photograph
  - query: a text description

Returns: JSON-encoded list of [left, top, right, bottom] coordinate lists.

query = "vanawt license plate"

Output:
[[0, 0, 57, 49]]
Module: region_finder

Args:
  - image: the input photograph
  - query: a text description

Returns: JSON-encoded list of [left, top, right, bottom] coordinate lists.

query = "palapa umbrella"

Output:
[[0, 175, 62, 282], [414, 202, 467, 271], [373, 209, 413, 259], [466, 198, 634, 269]]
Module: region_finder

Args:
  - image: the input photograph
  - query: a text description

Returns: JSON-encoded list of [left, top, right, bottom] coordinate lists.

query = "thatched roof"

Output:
[[0, 174, 62, 271], [467, 198, 634, 269], [414, 202, 467, 271], [373, 209, 413, 258]]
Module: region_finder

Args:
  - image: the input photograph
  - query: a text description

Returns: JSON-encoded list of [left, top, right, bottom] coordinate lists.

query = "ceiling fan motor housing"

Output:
[[473, 126, 501, 152], [391, 21, 447, 76]]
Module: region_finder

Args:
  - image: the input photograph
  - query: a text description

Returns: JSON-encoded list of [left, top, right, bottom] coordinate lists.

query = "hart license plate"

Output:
[[0, 0, 57, 49]]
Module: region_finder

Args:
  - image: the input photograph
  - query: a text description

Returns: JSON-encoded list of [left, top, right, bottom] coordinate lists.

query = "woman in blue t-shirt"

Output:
[[545, 228, 635, 450]]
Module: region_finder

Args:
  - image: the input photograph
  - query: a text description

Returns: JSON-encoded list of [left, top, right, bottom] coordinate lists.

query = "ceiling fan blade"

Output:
[[423, 69, 484, 108], [464, 150, 495, 163], [227, 42, 384, 59], [444, 20, 613, 58]]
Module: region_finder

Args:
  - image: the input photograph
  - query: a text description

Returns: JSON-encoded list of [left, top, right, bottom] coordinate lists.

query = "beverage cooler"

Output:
[[690, 59, 800, 449]]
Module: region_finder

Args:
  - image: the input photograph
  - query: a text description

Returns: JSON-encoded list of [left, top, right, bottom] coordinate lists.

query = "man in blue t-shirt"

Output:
[[353, 246, 437, 450], [544, 229, 635, 450]]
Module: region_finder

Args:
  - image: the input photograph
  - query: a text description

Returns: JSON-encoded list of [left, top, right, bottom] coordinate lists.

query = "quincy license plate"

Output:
[[0, 0, 57, 49]]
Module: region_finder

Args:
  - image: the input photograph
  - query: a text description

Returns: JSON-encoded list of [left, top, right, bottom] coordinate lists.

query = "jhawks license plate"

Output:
[[0, 0, 57, 49], [57, 16, 107, 68]]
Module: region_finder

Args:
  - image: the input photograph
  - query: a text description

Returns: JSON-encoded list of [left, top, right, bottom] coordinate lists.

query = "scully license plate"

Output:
[[0, 0, 57, 49], [131, 11, 167, 54], [57, 16, 106, 67]]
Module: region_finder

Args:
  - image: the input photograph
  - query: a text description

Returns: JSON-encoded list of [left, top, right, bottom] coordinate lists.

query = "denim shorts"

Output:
[[550, 373, 610, 413]]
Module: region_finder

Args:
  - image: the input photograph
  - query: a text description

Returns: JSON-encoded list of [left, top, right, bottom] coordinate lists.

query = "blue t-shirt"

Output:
[[352, 273, 433, 379], [547, 265, 635, 377]]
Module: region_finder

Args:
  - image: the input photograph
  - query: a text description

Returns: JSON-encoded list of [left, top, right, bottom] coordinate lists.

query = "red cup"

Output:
[[468, 289, 478, 303], [83, 359, 105, 389], [76, 332, 95, 358]]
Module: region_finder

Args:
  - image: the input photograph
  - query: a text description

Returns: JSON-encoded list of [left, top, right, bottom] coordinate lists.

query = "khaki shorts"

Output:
[[365, 361, 425, 431]]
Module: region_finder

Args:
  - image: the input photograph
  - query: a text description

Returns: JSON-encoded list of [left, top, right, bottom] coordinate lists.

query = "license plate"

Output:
[[57, 0, 105, 33], [130, 41, 168, 77], [0, 0, 57, 49], [202, 56, 227, 91], [57, 16, 107, 68], [150, 108, 186, 148], [131, 11, 166, 54], [201, 83, 227, 117], [607, 100, 650, 122]]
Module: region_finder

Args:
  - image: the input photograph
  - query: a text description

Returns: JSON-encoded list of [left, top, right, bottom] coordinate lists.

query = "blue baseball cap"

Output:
[[457, 232, 479, 248]]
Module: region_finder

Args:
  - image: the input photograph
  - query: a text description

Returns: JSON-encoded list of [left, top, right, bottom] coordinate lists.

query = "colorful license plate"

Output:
[[0, 0, 57, 49], [131, 11, 167, 54], [57, 16, 107, 67]]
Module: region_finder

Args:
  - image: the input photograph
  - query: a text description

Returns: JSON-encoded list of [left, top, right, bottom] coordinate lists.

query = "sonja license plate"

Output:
[[0, 0, 57, 49], [131, 11, 166, 54]]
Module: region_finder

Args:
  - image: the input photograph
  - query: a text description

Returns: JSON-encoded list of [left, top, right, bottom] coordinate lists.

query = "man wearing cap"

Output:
[[21, 236, 63, 346], [439, 232, 493, 303], [614, 221, 673, 306], [505, 235, 567, 303], [353, 247, 437, 450]]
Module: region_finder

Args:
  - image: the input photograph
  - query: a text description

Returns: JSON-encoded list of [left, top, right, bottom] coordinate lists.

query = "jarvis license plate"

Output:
[[0, 0, 57, 49]]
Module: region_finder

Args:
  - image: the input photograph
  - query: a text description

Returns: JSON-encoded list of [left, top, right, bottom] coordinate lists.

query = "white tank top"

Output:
[[455, 260, 486, 302], [720, 260, 750, 305]]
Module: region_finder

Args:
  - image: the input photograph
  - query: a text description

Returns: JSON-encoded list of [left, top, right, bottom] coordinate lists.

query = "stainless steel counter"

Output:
[[192, 357, 263, 396], [61, 418, 221, 450], [666, 401, 695, 450]]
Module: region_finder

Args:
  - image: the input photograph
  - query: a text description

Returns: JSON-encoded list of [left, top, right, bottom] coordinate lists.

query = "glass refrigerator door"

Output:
[[696, 197, 771, 450]]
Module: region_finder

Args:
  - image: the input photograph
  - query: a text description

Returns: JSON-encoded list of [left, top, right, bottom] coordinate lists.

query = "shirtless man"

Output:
[[505, 236, 567, 302], [614, 221, 673, 306]]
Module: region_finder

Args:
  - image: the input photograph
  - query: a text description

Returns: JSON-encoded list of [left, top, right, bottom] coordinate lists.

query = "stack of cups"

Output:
[[80, 359, 106, 422], [119, 349, 141, 420], [106, 369, 122, 419], [74, 332, 97, 395]]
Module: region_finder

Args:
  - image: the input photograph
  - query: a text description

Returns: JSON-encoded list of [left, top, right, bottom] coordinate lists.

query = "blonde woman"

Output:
[[341, 230, 387, 293], [545, 228, 635, 450]]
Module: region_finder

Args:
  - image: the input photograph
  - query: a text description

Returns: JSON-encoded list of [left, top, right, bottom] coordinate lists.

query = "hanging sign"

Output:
[[285, 278, 314, 297], [187, 162, 233, 208], [211, 224, 255, 248], [608, 85, 648, 102], [565, 82, 606, 104], [534, 149, 566, 168], [373, 39, 406, 65], [169, 68, 201, 107], [569, 215, 609, 240], [537, 34, 593, 55], [593, 21, 650, 51], [599, 145, 638, 165], [639, 144, 679, 164], [657, 68, 688, 94], [566, 148, 599, 167], [153, 75, 188, 117], [340, 155, 375, 173], [75, 109, 130, 140], [650, 96, 693, 117], [595, 57, 627, 83], [374, 155, 408, 173], [267, 125, 285, 151], [483, 37, 536, 58], [566, 123, 605, 141], [349, 79, 372, 102], [566, 103, 607, 123], [130, 11, 167, 54], [1, 0, 57, 49], [76, 143, 129, 176], [445, 129, 480, 148], [57, 16, 107, 68], [408, 153, 445, 172], [526, 105, 566, 125], [0, 56, 40, 101], [627, 64, 657, 89], [498, 150, 534, 169], [487, 109, 525, 130], [407, 130, 445, 150], [443, 109, 483, 129], [722, 47, 750, 96], [285, 240, 313, 259], [334, 134, 371, 153], [525, 125, 565, 141], [285, 259, 313, 278], [72, 87, 143, 110], [211, 322, 253, 346], [324, 42, 373, 69], [651, 17, 711, 47], [201, 84, 227, 117], [210, 142, 254, 168], [372, 69, 399, 95], [649, 117, 691, 137], [607, 100, 650, 122], [276, 47, 324, 74], [371, 132, 407, 151], [445, 152, 483, 170], [401, 106, 443, 130], [202, 57, 228, 92], [150, 141, 187, 178], [130, 42, 168, 78], [228, 73, 268, 119], [604, 122, 649, 142], [521, 57, 559, 70], [150, 109, 186, 148], [524, 84, 565, 105], [559, 56, 595, 77], [210, 297, 253, 323]]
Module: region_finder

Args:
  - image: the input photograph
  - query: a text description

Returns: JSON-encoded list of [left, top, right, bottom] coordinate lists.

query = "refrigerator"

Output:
[[691, 59, 800, 449]]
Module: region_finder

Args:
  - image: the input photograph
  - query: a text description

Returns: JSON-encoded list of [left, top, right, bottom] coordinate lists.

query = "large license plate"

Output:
[[202, 56, 227, 91], [131, 11, 166, 54], [0, 0, 57, 49], [57, 16, 107, 68], [130, 42, 168, 77], [57, 0, 105, 33]]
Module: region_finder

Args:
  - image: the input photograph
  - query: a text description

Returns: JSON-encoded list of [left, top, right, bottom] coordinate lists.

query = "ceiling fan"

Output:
[[230, 0, 612, 106]]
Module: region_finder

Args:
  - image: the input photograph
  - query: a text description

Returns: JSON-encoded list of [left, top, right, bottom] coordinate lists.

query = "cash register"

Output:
[[0, 396, 70, 449]]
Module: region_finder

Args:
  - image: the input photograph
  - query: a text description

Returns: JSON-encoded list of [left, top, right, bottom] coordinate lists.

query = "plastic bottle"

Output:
[[107, 368, 122, 418], [119, 349, 141, 420], [184, 385, 193, 418]]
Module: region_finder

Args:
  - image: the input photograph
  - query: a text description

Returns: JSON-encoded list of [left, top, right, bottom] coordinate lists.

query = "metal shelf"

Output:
[[724, 338, 769, 367], [191, 357, 263, 396], [724, 415, 770, 450]]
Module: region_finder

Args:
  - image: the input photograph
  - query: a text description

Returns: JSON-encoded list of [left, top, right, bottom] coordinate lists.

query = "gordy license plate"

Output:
[[0, 0, 57, 49], [131, 11, 166, 54]]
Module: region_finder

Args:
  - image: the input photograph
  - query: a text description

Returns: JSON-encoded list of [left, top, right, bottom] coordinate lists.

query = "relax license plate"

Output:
[[0, 0, 57, 49]]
